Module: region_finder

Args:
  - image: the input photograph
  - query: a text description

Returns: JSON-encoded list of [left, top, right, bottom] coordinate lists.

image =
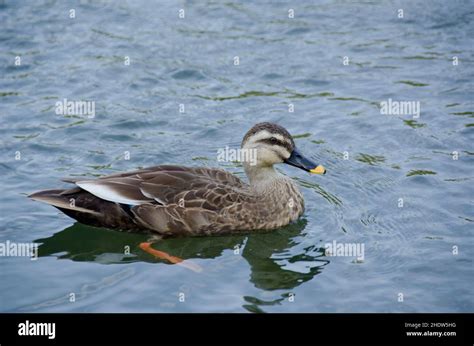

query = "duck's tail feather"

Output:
[[28, 189, 100, 215], [28, 188, 143, 231]]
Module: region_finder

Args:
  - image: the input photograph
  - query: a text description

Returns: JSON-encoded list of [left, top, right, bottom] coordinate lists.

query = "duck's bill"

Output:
[[284, 148, 326, 175]]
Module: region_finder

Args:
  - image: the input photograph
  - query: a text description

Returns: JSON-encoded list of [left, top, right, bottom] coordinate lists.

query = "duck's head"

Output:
[[241, 122, 326, 175]]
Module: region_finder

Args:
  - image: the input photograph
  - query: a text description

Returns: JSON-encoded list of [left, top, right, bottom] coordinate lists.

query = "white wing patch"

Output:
[[76, 181, 150, 205]]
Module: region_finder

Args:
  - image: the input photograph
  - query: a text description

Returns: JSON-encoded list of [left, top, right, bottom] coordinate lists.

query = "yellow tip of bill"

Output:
[[310, 165, 326, 175]]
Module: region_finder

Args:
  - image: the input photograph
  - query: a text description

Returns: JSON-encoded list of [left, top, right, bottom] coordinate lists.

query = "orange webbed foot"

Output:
[[139, 242, 202, 273]]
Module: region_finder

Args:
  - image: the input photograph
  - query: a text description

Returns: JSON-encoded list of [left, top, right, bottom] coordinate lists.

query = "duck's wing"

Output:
[[74, 165, 247, 207], [69, 165, 250, 235]]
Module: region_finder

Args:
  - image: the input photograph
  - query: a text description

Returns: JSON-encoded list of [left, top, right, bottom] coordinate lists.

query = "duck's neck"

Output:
[[244, 164, 287, 194]]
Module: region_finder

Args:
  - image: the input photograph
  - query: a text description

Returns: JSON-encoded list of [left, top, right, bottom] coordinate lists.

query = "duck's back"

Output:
[[29, 165, 254, 236]]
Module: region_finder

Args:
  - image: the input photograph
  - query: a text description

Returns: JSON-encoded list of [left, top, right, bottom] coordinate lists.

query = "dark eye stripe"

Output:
[[258, 138, 293, 153]]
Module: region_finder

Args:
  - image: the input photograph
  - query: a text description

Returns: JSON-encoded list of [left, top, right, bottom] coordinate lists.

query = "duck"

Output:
[[29, 122, 326, 237]]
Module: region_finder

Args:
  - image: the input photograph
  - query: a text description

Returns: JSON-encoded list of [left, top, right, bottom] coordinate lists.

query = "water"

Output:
[[0, 0, 473, 312]]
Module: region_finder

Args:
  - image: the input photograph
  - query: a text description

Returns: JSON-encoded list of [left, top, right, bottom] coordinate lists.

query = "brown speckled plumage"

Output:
[[29, 123, 320, 237]]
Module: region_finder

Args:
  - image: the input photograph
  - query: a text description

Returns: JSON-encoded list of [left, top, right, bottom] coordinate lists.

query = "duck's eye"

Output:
[[269, 137, 278, 144]]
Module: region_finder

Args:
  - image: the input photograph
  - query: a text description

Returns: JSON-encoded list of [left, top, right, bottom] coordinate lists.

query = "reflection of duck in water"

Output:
[[35, 219, 329, 295], [29, 123, 325, 237]]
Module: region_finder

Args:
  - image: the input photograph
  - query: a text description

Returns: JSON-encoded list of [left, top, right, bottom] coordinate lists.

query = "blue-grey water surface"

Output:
[[0, 0, 473, 312]]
